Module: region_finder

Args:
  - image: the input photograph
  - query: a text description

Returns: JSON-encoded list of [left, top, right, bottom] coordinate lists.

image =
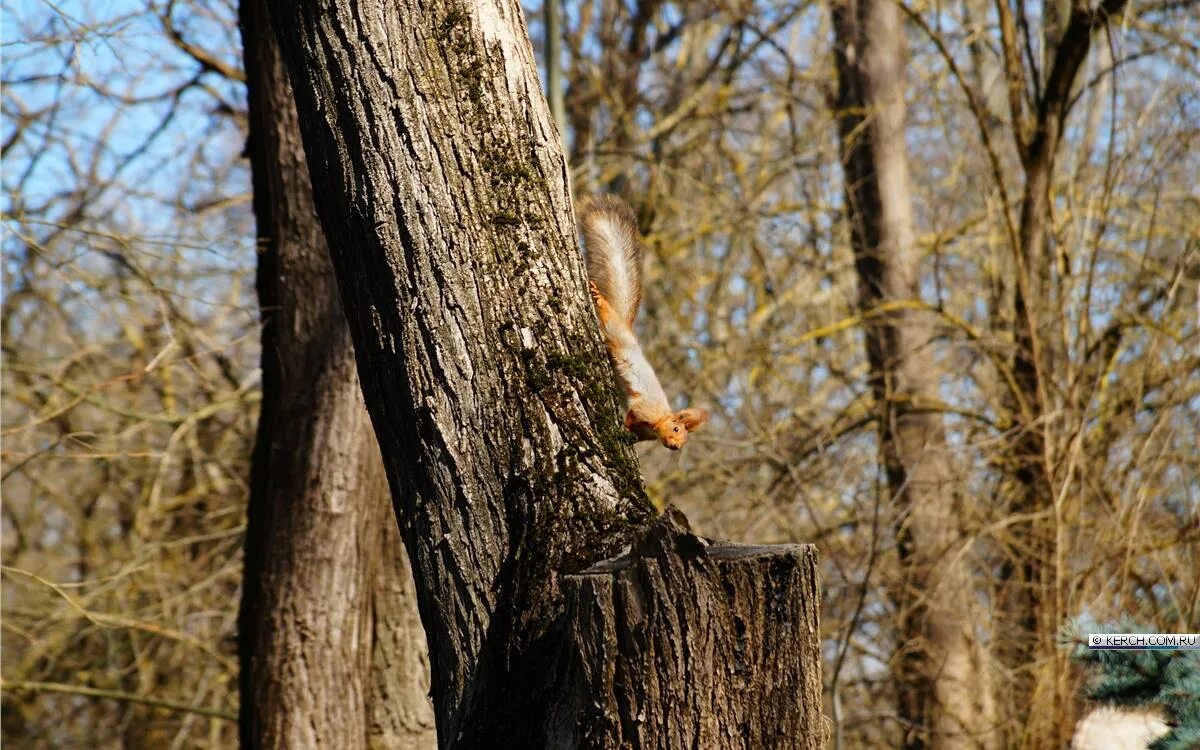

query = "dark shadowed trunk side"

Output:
[[262, 0, 821, 745], [237, 1, 435, 746], [832, 0, 994, 746]]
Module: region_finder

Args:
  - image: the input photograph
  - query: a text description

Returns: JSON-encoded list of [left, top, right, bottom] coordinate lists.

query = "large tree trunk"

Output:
[[832, 0, 993, 747], [237, 1, 435, 747], [262, 0, 822, 745]]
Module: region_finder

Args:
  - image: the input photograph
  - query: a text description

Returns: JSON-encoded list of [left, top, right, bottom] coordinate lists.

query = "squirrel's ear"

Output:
[[676, 408, 709, 432]]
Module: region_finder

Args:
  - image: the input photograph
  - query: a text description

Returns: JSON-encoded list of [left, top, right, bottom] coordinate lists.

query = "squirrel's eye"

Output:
[[673, 426, 680, 432]]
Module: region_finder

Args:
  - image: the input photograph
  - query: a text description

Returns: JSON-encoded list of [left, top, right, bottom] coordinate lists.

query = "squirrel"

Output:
[[578, 195, 709, 450]]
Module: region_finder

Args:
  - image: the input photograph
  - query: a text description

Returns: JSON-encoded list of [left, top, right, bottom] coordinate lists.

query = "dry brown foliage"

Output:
[[2, 1, 1197, 747]]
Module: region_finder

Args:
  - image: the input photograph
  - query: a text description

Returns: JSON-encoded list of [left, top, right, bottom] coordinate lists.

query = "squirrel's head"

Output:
[[647, 408, 710, 450]]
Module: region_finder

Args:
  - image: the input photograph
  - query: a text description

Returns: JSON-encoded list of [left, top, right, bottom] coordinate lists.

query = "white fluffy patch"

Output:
[[1070, 707, 1170, 750]]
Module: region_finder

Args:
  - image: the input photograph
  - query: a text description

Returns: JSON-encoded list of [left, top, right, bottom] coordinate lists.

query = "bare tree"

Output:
[[262, 0, 821, 744], [236, 0, 434, 747], [990, 1, 1132, 745], [3, 1, 1195, 748], [832, 0, 993, 746], [2, 3, 254, 745]]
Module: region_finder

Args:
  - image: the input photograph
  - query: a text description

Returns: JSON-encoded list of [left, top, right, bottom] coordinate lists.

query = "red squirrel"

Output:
[[578, 196, 709, 450]]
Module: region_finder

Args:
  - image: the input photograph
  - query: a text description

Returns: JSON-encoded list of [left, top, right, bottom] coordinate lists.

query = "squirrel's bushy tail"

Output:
[[578, 196, 643, 325]]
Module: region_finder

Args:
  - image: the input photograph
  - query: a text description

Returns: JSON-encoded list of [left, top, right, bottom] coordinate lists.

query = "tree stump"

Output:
[[548, 508, 823, 749]]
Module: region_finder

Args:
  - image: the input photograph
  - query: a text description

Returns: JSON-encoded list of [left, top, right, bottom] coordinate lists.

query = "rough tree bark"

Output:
[[832, 0, 994, 747], [992, 1, 1129, 746], [237, 1, 435, 747], [368, 532, 439, 748], [550, 509, 824, 748], [262, 0, 822, 746]]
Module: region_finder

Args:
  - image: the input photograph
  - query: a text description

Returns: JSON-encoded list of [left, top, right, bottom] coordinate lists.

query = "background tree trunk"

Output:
[[237, 1, 435, 747], [368, 529, 439, 749], [832, 0, 993, 746], [262, 0, 820, 745], [993, 2, 1129, 746]]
